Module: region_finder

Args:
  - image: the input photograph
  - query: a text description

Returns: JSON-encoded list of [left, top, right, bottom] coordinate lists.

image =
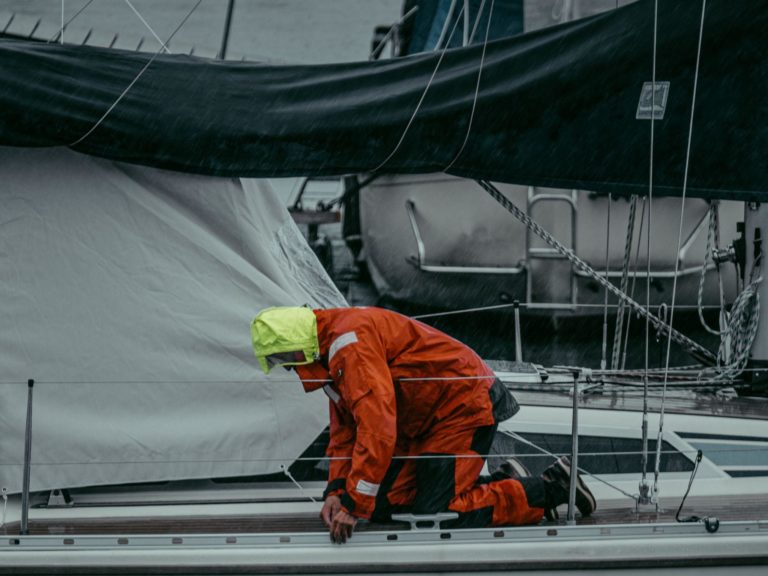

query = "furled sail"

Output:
[[0, 0, 764, 201]]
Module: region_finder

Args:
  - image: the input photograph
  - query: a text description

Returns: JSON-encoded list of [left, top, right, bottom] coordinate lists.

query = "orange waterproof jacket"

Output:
[[295, 307, 517, 519]]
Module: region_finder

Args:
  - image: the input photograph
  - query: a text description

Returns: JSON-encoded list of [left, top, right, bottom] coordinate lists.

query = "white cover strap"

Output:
[[323, 385, 340, 404]]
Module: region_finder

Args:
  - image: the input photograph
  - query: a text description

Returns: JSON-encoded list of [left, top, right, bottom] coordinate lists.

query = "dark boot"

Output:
[[542, 457, 596, 519], [493, 458, 549, 513]]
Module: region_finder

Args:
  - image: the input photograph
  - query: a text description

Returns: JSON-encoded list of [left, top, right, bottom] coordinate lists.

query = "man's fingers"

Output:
[[320, 505, 333, 528]]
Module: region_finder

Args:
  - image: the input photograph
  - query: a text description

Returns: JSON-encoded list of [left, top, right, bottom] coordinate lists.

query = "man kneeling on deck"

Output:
[[251, 306, 595, 543]]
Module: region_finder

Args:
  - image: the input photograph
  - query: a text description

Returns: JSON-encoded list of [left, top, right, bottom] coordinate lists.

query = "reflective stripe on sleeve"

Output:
[[328, 331, 358, 362], [355, 478, 380, 497], [323, 385, 340, 403]]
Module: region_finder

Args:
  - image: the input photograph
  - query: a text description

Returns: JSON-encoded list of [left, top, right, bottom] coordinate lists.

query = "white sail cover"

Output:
[[0, 146, 345, 494]]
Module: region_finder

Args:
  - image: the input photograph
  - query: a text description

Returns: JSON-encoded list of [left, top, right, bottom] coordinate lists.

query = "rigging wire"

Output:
[[68, 0, 204, 148], [612, 195, 638, 370], [620, 197, 648, 370], [468, 0, 488, 44], [369, 3, 465, 173], [444, 0, 495, 171], [49, 0, 96, 43], [641, 0, 660, 501], [434, 0, 459, 50], [123, 0, 172, 54], [653, 0, 709, 501]]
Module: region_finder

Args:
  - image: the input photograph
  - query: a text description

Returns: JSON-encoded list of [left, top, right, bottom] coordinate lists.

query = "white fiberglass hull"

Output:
[[361, 174, 741, 313]]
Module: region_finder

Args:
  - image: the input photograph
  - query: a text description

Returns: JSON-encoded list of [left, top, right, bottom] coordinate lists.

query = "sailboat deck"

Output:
[[3, 493, 767, 537]]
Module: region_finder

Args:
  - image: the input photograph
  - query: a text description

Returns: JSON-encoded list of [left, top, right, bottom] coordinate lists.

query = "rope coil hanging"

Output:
[[475, 179, 717, 365]]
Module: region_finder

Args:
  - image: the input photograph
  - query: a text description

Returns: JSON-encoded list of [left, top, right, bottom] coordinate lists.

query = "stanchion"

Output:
[[20, 378, 34, 535], [567, 370, 580, 524]]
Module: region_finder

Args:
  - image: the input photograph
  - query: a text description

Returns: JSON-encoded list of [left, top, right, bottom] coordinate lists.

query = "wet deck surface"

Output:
[[3, 494, 767, 536]]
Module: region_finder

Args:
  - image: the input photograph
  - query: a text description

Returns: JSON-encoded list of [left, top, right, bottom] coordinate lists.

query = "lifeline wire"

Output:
[[653, 0, 708, 500], [370, 3, 466, 172], [69, 0, 204, 147], [444, 0, 495, 171], [4, 448, 727, 468]]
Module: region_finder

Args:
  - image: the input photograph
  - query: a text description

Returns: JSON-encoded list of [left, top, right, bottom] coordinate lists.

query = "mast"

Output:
[[218, 0, 236, 60]]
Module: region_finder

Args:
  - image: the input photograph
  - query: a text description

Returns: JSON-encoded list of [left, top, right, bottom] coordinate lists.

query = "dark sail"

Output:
[[0, 0, 765, 201]]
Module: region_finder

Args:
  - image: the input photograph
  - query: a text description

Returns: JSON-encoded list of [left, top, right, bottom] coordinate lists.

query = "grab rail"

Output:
[[405, 199, 525, 275]]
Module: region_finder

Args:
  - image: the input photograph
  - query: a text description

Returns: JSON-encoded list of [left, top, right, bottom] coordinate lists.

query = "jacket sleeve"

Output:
[[327, 320, 396, 520], [322, 399, 355, 499]]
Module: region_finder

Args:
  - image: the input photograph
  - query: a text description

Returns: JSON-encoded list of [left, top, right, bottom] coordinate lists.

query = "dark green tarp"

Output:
[[0, 0, 765, 201]]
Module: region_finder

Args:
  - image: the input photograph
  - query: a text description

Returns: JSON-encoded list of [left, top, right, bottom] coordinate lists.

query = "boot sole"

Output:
[[546, 457, 596, 517]]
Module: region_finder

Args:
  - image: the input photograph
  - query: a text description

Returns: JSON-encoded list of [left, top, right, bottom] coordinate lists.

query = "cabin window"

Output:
[[677, 432, 768, 477], [489, 431, 694, 476]]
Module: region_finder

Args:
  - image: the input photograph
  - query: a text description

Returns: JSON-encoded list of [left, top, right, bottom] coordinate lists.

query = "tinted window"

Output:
[[489, 431, 694, 476]]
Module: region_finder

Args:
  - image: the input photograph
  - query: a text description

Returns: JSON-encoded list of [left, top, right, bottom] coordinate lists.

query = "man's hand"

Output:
[[329, 509, 357, 544], [320, 495, 342, 528]]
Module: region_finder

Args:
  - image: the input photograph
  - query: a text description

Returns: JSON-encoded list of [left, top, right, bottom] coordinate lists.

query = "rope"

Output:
[[600, 195, 612, 371], [68, 0, 204, 147], [621, 196, 648, 370], [612, 195, 638, 370], [476, 180, 716, 365], [697, 261, 761, 384], [444, 0, 495, 171], [653, 0, 708, 500], [369, 3, 465, 172], [697, 202, 727, 336]]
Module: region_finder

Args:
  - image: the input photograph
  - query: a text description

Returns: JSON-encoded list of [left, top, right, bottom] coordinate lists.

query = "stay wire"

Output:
[[369, 4, 466, 173], [654, 0, 709, 498], [641, 0, 659, 494], [68, 0, 204, 148], [444, 0, 495, 171]]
